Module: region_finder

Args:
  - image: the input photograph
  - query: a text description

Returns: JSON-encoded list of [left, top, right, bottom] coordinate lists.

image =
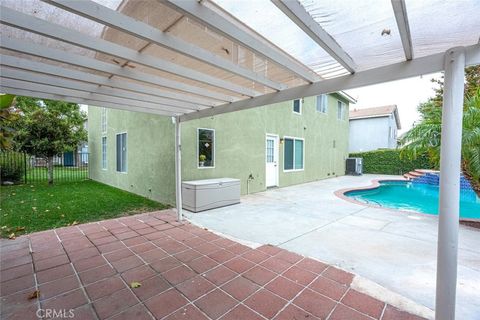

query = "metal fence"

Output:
[[0, 151, 89, 184]]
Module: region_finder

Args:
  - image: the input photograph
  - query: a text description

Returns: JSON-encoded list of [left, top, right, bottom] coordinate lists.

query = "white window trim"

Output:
[[283, 136, 305, 172], [337, 100, 347, 121], [292, 98, 302, 115], [197, 128, 215, 169], [101, 107, 107, 134], [101, 135, 107, 171], [316, 94, 328, 114], [116, 131, 127, 174]]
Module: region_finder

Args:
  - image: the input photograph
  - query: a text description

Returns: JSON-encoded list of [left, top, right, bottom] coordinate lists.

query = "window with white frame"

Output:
[[101, 136, 107, 170], [292, 99, 302, 114], [316, 94, 328, 113], [284, 137, 304, 171], [116, 133, 127, 173], [198, 128, 214, 168], [337, 101, 346, 120], [101, 107, 107, 133]]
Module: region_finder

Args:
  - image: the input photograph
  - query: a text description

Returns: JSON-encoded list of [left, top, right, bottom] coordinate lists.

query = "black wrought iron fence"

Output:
[[0, 151, 89, 184]]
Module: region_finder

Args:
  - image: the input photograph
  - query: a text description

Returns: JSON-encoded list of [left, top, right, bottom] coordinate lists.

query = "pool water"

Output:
[[346, 181, 480, 219]]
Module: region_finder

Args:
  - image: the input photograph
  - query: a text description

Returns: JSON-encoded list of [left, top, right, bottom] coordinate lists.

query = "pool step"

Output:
[[403, 169, 436, 181]]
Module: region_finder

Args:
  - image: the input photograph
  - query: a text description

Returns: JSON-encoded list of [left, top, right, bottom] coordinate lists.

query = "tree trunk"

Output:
[[461, 160, 480, 197], [47, 156, 54, 185]]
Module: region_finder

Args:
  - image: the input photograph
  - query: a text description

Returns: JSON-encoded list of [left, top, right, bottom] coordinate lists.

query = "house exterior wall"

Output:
[[88, 93, 349, 205], [348, 115, 397, 153]]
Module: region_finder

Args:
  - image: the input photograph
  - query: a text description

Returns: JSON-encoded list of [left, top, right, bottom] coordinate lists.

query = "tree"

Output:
[[400, 65, 480, 195], [0, 94, 19, 150], [14, 97, 87, 185]]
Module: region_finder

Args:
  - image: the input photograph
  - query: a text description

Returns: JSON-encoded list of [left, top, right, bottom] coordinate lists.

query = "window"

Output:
[[101, 136, 107, 170], [293, 99, 302, 114], [198, 128, 214, 168], [101, 107, 107, 133], [337, 101, 346, 120], [316, 94, 328, 113], [116, 133, 127, 173], [284, 137, 304, 171]]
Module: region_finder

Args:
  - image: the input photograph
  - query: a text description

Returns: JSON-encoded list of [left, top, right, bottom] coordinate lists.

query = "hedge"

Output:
[[0, 151, 25, 183], [349, 149, 433, 175]]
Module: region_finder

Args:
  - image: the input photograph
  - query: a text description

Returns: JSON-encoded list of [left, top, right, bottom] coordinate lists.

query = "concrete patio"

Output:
[[0, 210, 425, 320], [185, 175, 480, 320]]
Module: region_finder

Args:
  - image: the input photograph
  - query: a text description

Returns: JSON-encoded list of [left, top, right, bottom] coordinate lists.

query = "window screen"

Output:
[[198, 129, 214, 168], [293, 99, 301, 114], [266, 139, 274, 163], [101, 136, 107, 170], [101, 107, 107, 133], [316, 95, 328, 113], [116, 133, 127, 172], [284, 138, 304, 171], [337, 101, 346, 120]]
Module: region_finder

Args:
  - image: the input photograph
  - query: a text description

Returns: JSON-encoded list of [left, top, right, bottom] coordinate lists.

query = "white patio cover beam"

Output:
[[391, 0, 413, 60], [161, 0, 317, 83], [0, 68, 202, 111], [435, 47, 466, 320], [181, 44, 480, 121], [0, 37, 231, 102], [0, 55, 214, 107], [272, 0, 357, 73], [0, 6, 258, 97], [43, 0, 286, 91], [0, 87, 173, 116], [0, 78, 188, 115]]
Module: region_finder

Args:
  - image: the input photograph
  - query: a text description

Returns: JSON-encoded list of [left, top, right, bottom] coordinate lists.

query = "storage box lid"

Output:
[[182, 178, 240, 186]]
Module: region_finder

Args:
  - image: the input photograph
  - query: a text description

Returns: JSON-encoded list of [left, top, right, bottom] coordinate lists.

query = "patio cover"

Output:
[[0, 1, 479, 319]]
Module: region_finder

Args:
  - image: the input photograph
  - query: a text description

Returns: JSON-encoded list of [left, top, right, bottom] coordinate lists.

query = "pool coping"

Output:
[[334, 177, 480, 227]]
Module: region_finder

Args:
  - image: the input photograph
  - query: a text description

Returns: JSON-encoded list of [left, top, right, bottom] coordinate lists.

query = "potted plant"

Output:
[[199, 154, 207, 167]]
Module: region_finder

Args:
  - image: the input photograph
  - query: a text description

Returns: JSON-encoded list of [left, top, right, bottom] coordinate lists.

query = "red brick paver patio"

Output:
[[0, 210, 426, 320]]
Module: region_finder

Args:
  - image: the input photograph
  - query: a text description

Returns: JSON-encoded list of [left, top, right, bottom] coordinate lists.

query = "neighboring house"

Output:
[[348, 105, 401, 153], [88, 92, 354, 205]]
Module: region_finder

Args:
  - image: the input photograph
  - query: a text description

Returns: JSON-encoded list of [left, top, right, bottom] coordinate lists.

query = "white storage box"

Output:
[[182, 178, 240, 212]]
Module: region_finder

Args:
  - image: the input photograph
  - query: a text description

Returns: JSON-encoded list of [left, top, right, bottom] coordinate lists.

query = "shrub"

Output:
[[349, 149, 433, 175], [0, 152, 25, 183]]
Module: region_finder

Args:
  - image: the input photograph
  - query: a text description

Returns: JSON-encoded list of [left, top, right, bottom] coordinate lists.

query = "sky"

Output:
[[345, 72, 441, 135]]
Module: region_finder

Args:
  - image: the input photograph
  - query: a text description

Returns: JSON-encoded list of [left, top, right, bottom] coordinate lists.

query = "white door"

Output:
[[266, 135, 279, 187]]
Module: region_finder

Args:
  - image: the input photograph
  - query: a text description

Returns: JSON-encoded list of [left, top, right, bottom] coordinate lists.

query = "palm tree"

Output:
[[400, 90, 480, 196]]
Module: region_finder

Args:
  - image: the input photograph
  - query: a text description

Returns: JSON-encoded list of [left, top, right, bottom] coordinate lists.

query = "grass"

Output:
[[0, 180, 169, 238]]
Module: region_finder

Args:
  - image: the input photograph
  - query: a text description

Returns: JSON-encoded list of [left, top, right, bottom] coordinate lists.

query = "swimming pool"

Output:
[[345, 180, 480, 219]]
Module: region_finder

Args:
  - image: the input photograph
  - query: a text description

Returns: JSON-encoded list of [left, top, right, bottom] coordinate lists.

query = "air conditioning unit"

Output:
[[346, 158, 363, 175]]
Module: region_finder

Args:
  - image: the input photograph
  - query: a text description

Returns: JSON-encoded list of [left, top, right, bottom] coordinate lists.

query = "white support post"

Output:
[[435, 47, 465, 320], [174, 116, 183, 221]]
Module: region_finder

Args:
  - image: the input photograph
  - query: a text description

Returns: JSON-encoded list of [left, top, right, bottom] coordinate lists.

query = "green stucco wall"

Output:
[[88, 93, 349, 205]]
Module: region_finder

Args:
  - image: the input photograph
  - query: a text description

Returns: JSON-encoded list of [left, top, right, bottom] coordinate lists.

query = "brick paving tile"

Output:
[[243, 265, 277, 286], [221, 276, 259, 301], [85, 276, 126, 301], [341, 289, 385, 319], [194, 289, 238, 319], [38, 275, 80, 300], [176, 275, 216, 300], [244, 289, 288, 319], [323, 266, 354, 286], [132, 275, 171, 301], [293, 288, 336, 319], [265, 276, 304, 300], [203, 265, 236, 286], [110, 304, 153, 320], [309, 275, 348, 301], [220, 304, 264, 320], [0, 211, 429, 320], [145, 288, 189, 319], [164, 304, 209, 320], [273, 304, 321, 320], [93, 288, 138, 319], [329, 304, 373, 320]]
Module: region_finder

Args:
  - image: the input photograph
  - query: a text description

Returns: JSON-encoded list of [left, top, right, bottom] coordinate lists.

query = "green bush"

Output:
[[0, 152, 25, 183], [349, 149, 433, 175]]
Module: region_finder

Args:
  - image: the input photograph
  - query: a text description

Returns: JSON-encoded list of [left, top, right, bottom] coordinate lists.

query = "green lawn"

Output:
[[0, 180, 169, 238]]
